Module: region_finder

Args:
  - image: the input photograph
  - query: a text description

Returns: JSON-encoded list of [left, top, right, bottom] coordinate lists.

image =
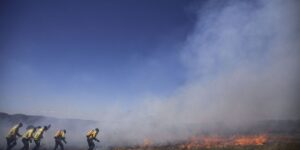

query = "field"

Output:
[[110, 135, 300, 150], [1, 135, 300, 150], [1, 113, 300, 150]]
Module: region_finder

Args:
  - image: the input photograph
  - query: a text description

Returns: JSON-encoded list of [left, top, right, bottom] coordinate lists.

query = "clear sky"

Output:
[[0, 0, 198, 118]]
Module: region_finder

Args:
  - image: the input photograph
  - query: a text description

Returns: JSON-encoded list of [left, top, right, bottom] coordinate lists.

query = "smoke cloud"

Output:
[[98, 0, 300, 146]]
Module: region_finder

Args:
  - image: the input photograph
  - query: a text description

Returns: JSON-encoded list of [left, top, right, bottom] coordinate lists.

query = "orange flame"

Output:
[[233, 134, 267, 146], [180, 134, 268, 149], [143, 138, 152, 147]]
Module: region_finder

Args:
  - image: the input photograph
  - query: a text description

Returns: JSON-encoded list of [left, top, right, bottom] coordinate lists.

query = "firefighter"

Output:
[[21, 126, 36, 150], [6, 122, 23, 150], [86, 128, 100, 150], [53, 129, 67, 150], [33, 125, 50, 150]]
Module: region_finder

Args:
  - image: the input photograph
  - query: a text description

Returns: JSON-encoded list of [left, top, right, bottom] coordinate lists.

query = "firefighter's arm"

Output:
[[16, 131, 22, 137], [63, 138, 67, 144], [93, 137, 100, 142]]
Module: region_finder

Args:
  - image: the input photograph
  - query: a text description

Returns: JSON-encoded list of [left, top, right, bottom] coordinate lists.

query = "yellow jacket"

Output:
[[55, 130, 65, 138], [33, 127, 45, 140], [86, 129, 98, 139], [6, 124, 20, 138], [22, 128, 35, 139]]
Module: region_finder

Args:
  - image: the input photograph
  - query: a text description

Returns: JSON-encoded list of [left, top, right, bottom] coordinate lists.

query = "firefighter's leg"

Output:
[[87, 139, 94, 150], [22, 138, 29, 150], [25, 139, 29, 150], [33, 140, 37, 150], [87, 139, 91, 150], [58, 140, 64, 150], [21, 138, 25, 150], [54, 140, 58, 150], [36, 140, 40, 150], [33, 140, 40, 150], [6, 138, 16, 150], [6, 137, 11, 150], [90, 140, 95, 150]]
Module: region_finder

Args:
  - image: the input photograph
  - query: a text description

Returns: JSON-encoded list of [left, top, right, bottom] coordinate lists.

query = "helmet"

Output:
[[63, 129, 66, 133], [44, 126, 48, 130], [37, 126, 41, 129], [19, 122, 23, 127], [95, 128, 99, 132]]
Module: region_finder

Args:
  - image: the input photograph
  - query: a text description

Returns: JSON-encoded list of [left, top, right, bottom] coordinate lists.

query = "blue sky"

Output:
[[0, 0, 199, 118]]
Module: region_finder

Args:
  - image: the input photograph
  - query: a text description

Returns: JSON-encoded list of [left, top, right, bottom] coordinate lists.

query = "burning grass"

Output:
[[179, 134, 268, 149], [111, 134, 300, 150]]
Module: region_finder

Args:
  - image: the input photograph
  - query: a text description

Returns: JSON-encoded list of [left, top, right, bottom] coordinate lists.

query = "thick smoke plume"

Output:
[[98, 0, 300, 146]]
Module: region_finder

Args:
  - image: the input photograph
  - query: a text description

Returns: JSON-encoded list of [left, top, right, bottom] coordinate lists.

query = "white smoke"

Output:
[[98, 0, 300, 146]]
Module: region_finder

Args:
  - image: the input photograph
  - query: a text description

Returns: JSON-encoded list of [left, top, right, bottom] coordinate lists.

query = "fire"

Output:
[[202, 136, 227, 148], [233, 134, 267, 146], [143, 138, 152, 147], [180, 134, 268, 149], [180, 136, 226, 149]]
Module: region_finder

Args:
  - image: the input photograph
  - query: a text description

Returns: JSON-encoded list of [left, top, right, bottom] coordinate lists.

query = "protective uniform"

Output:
[[6, 123, 22, 150], [33, 126, 49, 150], [54, 130, 67, 150], [86, 128, 100, 150], [21, 127, 36, 150]]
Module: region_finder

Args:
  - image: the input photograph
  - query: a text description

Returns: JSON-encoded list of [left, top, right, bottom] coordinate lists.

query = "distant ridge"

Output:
[[0, 112, 98, 126]]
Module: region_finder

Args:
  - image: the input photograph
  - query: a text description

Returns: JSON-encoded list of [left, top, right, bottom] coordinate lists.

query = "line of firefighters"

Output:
[[5, 123, 100, 150]]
